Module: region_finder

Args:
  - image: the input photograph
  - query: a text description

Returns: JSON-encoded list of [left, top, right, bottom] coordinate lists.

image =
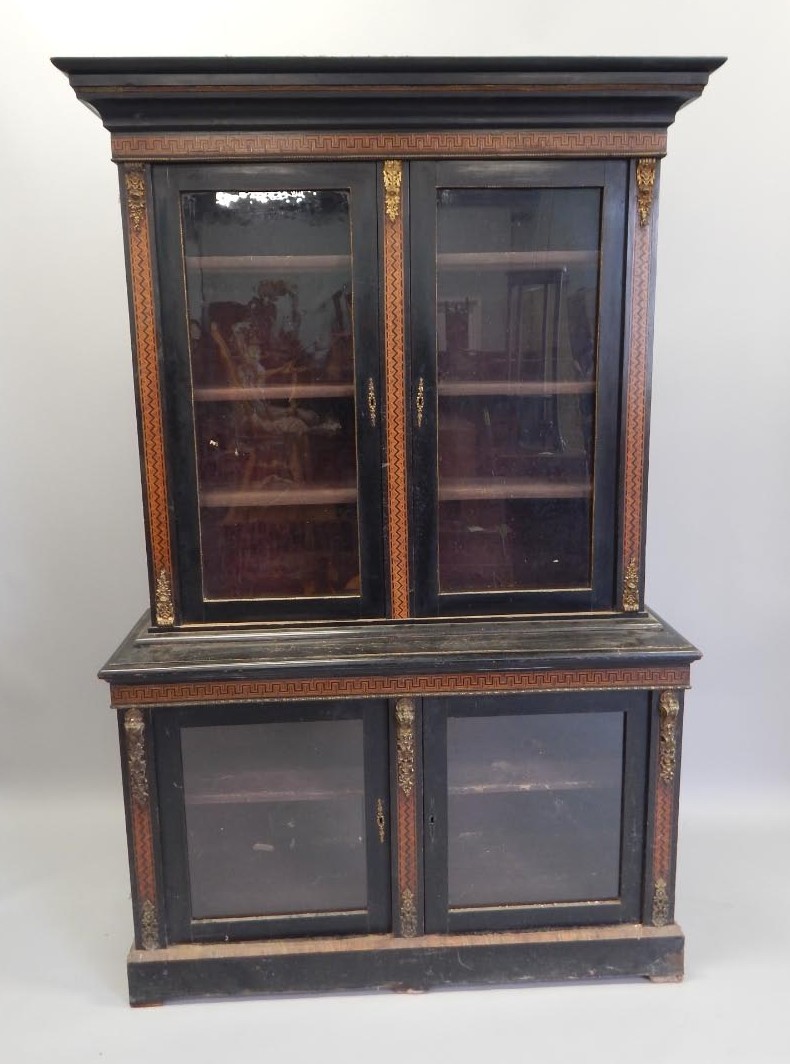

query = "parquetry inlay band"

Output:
[[112, 129, 668, 162], [110, 665, 690, 707]]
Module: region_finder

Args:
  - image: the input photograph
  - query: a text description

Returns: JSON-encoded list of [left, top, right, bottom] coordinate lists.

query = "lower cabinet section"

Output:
[[118, 678, 686, 1004]]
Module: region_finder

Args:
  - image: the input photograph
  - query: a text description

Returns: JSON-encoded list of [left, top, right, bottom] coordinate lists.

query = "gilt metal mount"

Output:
[[383, 160, 403, 221], [636, 158, 657, 226], [658, 691, 680, 783], [396, 698, 416, 796]]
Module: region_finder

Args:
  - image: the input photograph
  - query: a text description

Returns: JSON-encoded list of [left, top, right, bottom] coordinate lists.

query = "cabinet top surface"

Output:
[[100, 610, 700, 685], [52, 56, 725, 76]]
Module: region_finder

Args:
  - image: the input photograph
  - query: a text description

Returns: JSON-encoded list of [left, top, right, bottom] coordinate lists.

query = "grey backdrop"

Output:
[[1, 1, 788, 1059]]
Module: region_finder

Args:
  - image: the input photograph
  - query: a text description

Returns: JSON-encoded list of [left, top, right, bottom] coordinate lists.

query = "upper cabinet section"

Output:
[[55, 57, 724, 627]]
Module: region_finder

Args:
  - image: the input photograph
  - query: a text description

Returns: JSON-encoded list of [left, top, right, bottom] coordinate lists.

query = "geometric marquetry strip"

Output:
[[109, 665, 691, 708], [123, 708, 161, 950], [382, 160, 410, 619], [122, 163, 175, 628], [621, 158, 659, 612], [650, 689, 681, 927], [111, 129, 668, 163]]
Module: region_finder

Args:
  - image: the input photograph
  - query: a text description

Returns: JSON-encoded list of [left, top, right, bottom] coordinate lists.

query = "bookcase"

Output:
[[55, 55, 722, 1004]]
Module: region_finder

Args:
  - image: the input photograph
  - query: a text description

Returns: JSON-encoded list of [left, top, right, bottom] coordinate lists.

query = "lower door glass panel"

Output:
[[447, 710, 623, 907], [180, 719, 366, 918]]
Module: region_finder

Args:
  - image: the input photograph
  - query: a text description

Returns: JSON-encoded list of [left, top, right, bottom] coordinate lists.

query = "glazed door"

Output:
[[153, 163, 385, 623], [409, 161, 627, 615], [422, 691, 648, 933], [156, 700, 391, 942]]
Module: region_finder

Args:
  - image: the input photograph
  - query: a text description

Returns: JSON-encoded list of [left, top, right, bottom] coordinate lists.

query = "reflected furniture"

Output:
[[55, 56, 722, 1004]]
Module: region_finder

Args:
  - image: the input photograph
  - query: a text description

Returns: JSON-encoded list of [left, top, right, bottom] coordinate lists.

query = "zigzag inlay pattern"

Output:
[[112, 129, 668, 163], [110, 666, 690, 707], [621, 165, 655, 610], [383, 163, 410, 619], [651, 690, 680, 926], [124, 165, 173, 621], [124, 709, 160, 949]]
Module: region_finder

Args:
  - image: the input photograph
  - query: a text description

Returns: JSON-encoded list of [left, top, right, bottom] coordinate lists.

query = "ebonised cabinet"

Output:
[[55, 55, 722, 1005]]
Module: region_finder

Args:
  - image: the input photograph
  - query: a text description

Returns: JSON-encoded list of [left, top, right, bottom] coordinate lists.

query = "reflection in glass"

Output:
[[436, 188, 602, 593], [447, 711, 623, 908], [181, 719, 367, 919], [182, 190, 360, 600]]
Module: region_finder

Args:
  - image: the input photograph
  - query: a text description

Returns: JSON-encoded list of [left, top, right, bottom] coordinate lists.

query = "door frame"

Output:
[[154, 699, 392, 943], [422, 689, 648, 934], [151, 162, 386, 623]]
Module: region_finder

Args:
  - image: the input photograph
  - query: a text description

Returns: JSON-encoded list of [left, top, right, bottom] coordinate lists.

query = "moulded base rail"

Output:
[[127, 921, 684, 1005]]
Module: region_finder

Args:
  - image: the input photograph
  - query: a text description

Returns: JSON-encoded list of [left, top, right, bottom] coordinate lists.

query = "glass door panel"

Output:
[[410, 161, 627, 616], [436, 187, 600, 594], [156, 701, 391, 942], [423, 692, 647, 933], [154, 164, 384, 623], [181, 719, 367, 918], [183, 190, 359, 601], [446, 711, 622, 907]]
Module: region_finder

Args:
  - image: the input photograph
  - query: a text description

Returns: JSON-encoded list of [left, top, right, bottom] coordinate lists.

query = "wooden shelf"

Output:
[[450, 759, 619, 796], [437, 250, 598, 270], [185, 254, 350, 272], [439, 380, 594, 397], [194, 384, 355, 402], [201, 484, 357, 508], [439, 478, 591, 502], [186, 768, 362, 806]]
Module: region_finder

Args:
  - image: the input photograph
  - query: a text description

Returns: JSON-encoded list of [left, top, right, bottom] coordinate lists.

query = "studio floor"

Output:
[[1, 789, 787, 1064]]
